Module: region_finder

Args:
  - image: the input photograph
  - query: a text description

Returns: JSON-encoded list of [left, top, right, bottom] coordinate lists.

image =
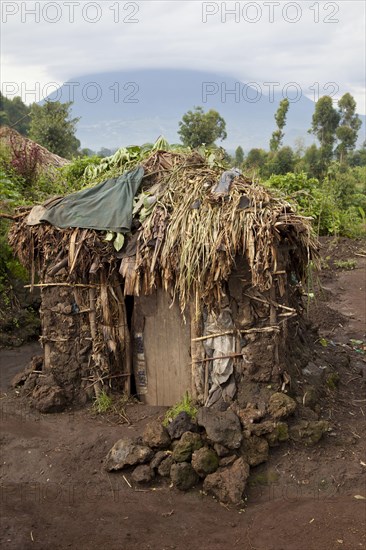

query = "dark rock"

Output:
[[131, 464, 155, 483], [166, 412, 197, 439], [31, 385, 66, 413], [197, 408, 242, 449], [268, 392, 297, 419], [105, 438, 153, 471], [158, 456, 173, 477], [143, 419, 171, 449], [213, 443, 230, 457], [170, 462, 199, 491], [150, 450, 170, 470], [191, 447, 219, 477], [171, 432, 203, 462], [203, 458, 250, 505], [240, 435, 269, 466], [289, 420, 329, 446]]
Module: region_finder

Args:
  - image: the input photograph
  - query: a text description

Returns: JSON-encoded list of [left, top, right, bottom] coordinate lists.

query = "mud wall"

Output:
[[40, 285, 93, 405]]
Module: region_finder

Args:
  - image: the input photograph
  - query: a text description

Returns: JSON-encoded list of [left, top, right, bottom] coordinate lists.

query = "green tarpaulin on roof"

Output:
[[40, 166, 144, 233]]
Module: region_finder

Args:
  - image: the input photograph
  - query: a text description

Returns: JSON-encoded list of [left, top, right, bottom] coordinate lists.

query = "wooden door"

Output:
[[133, 290, 191, 406]]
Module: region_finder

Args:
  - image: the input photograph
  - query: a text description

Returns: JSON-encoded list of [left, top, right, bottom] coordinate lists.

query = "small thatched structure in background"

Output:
[[9, 148, 319, 411], [0, 126, 69, 172]]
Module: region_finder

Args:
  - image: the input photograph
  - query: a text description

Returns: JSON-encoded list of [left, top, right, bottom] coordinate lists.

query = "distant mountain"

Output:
[[45, 69, 365, 152]]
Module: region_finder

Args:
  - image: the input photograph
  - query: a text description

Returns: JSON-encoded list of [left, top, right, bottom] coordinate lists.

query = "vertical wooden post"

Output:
[[269, 285, 277, 326], [113, 278, 131, 397], [190, 295, 205, 403]]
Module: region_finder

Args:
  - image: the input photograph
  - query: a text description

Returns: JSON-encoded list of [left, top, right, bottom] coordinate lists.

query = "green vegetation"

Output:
[[334, 259, 358, 270], [270, 98, 290, 152], [163, 392, 198, 427], [92, 390, 113, 414], [178, 106, 227, 148], [29, 101, 81, 159], [234, 145, 244, 167], [92, 391, 130, 421], [0, 92, 31, 135]]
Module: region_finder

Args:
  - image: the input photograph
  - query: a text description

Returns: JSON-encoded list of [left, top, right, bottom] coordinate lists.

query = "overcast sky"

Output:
[[1, 0, 366, 113]]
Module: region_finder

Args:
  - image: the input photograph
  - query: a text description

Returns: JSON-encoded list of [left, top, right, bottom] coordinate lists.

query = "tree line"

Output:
[[178, 94, 365, 180], [1, 90, 364, 177]]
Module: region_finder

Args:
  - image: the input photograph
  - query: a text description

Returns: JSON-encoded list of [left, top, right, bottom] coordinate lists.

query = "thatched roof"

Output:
[[0, 126, 69, 170], [9, 148, 319, 312]]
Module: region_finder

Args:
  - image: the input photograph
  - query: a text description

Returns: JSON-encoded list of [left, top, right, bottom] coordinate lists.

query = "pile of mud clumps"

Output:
[[105, 400, 329, 506]]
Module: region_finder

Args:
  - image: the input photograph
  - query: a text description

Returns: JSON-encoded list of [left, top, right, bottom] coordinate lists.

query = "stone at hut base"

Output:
[[150, 450, 170, 470], [105, 438, 153, 471], [240, 435, 269, 466], [203, 458, 250, 505], [191, 447, 219, 477], [171, 432, 203, 462], [132, 464, 155, 483], [289, 420, 329, 446], [268, 392, 297, 419], [166, 412, 197, 439], [170, 462, 199, 491], [197, 408, 242, 449], [143, 419, 171, 449], [158, 456, 173, 477], [265, 422, 289, 447], [213, 443, 230, 457], [219, 455, 237, 468]]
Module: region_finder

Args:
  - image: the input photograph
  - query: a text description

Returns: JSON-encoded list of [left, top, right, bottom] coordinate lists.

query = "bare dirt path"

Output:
[[1, 238, 365, 550]]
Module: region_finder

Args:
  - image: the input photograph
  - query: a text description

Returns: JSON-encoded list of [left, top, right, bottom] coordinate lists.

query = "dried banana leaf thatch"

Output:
[[9, 149, 319, 314], [131, 153, 319, 311]]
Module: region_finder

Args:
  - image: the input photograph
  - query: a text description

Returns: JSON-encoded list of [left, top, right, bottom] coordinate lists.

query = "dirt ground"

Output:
[[1, 237, 365, 550]]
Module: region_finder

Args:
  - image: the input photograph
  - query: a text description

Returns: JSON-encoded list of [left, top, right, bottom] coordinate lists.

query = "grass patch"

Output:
[[334, 259, 357, 270], [92, 390, 113, 414]]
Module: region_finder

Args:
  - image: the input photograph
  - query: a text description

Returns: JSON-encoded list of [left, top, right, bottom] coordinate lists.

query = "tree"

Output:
[[245, 148, 268, 170], [349, 141, 366, 167], [29, 101, 80, 158], [301, 144, 323, 179], [270, 98, 290, 152], [262, 146, 295, 177], [0, 93, 31, 135], [97, 147, 114, 158], [310, 96, 340, 164], [234, 146, 244, 166], [79, 148, 96, 157], [335, 93, 362, 163], [178, 106, 227, 148]]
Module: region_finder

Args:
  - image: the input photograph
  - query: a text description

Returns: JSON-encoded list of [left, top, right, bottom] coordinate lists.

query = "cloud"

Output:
[[1, 0, 365, 112]]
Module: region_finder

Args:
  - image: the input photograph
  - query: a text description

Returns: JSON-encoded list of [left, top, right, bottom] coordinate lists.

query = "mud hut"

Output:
[[9, 147, 319, 411]]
